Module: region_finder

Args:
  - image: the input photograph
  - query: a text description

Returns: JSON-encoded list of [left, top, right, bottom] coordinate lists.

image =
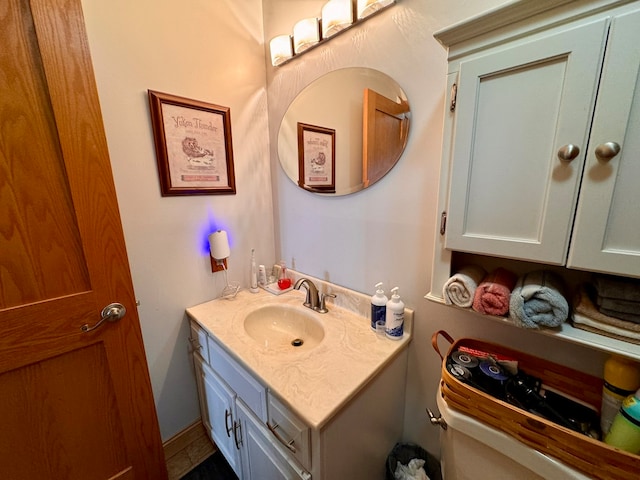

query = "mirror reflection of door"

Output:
[[362, 88, 410, 188], [277, 68, 410, 196]]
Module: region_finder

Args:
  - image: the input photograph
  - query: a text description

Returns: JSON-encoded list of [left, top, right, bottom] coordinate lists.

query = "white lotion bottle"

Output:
[[371, 282, 388, 331], [249, 249, 259, 293], [385, 287, 404, 340]]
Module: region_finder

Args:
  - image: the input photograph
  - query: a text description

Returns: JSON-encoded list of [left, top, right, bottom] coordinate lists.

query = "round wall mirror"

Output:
[[278, 67, 410, 196]]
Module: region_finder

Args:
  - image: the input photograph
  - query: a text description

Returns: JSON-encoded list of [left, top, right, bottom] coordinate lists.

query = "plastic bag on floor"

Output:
[[393, 458, 430, 480]]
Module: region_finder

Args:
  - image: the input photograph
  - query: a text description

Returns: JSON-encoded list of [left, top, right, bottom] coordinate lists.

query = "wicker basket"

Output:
[[432, 330, 640, 480]]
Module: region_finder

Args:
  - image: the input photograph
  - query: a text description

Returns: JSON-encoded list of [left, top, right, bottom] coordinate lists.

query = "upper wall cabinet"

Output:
[[436, 0, 640, 279]]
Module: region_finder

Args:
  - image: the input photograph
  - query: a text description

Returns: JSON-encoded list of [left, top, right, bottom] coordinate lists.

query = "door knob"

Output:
[[81, 302, 126, 332], [557, 144, 580, 162], [595, 142, 621, 162]]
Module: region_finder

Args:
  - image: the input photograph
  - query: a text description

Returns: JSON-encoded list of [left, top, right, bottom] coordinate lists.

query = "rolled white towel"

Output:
[[443, 265, 486, 308]]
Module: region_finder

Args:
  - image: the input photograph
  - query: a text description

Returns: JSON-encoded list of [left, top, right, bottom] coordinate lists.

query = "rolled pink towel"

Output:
[[472, 268, 518, 316]]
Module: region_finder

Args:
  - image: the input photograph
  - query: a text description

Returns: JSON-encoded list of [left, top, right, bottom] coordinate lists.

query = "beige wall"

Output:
[[81, 0, 275, 440], [264, 0, 608, 455]]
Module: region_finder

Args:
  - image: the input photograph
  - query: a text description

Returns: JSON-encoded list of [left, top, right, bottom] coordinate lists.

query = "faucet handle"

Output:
[[317, 293, 336, 314]]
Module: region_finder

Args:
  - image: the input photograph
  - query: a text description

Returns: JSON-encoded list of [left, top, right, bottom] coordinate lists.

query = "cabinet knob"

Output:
[[557, 144, 580, 162], [595, 141, 621, 162]]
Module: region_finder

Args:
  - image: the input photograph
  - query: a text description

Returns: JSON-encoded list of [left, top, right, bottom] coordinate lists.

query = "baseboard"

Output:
[[163, 420, 216, 480]]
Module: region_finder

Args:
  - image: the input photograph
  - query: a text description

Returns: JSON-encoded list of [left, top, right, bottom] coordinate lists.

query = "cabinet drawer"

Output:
[[267, 392, 311, 470], [208, 337, 267, 422], [189, 321, 209, 364]]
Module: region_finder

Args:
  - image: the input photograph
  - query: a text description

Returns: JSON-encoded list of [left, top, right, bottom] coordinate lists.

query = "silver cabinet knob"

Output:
[[557, 144, 580, 162], [595, 141, 621, 162]]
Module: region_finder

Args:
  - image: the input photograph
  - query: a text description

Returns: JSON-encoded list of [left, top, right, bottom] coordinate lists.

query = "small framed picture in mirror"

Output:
[[297, 122, 335, 193], [148, 90, 236, 196]]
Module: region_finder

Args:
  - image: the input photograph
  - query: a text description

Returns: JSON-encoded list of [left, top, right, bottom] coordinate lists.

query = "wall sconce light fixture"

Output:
[[269, 0, 396, 67]]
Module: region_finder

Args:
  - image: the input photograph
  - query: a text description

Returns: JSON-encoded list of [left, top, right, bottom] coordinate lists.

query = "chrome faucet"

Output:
[[294, 278, 320, 310]]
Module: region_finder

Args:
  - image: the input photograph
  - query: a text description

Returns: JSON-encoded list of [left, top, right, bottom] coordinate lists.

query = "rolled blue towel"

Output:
[[509, 270, 569, 329]]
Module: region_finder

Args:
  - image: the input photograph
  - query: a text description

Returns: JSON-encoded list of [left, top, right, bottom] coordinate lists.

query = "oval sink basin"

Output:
[[243, 304, 325, 351]]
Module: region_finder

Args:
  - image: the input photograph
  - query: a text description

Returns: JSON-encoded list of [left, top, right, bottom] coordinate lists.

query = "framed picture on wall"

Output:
[[297, 122, 336, 193], [148, 90, 236, 196]]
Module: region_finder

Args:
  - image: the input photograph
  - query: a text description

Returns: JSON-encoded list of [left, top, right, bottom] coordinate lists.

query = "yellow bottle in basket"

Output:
[[601, 355, 640, 435]]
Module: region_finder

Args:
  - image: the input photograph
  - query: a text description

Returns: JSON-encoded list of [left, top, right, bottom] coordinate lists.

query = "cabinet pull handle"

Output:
[[595, 141, 621, 162], [225, 409, 233, 437], [449, 83, 457, 112], [233, 421, 242, 449], [267, 422, 297, 453], [557, 144, 580, 162]]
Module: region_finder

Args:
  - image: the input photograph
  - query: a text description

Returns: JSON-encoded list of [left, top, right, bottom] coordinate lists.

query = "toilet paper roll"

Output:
[[209, 230, 230, 260]]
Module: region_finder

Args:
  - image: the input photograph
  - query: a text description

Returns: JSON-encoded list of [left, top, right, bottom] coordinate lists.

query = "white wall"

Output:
[[264, 0, 609, 457], [81, 0, 275, 440]]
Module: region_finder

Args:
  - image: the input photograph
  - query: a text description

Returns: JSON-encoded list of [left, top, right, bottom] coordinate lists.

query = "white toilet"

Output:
[[436, 393, 591, 480]]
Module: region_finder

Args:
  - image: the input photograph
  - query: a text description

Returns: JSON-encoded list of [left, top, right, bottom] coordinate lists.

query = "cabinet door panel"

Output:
[[237, 401, 310, 480], [568, 9, 640, 277], [199, 360, 242, 477], [446, 19, 608, 263]]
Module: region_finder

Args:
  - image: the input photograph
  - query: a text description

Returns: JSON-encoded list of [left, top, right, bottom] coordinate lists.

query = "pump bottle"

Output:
[[385, 287, 405, 340], [370, 283, 388, 331]]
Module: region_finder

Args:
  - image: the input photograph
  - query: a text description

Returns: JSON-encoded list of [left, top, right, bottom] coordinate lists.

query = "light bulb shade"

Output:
[[293, 17, 320, 54], [357, 0, 394, 19], [208, 230, 230, 260], [269, 34, 293, 66], [321, 0, 353, 38]]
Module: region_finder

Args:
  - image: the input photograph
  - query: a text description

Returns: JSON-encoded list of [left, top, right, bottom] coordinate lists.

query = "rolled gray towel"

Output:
[[509, 270, 569, 329]]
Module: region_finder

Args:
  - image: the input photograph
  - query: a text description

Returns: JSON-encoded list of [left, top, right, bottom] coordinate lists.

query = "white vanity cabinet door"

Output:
[[236, 400, 311, 480], [445, 19, 608, 264], [195, 355, 243, 478], [568, 9, 640, 278]]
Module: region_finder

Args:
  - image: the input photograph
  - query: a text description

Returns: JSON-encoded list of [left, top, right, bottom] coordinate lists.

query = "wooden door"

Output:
[[445, 19, 607, 264], [362, 88, 409, 188], [0, 0, 167, 478], [568, 9, 640, 278]]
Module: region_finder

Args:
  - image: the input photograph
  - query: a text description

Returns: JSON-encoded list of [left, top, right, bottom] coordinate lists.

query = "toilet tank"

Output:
[[436, 393, 591, 480]]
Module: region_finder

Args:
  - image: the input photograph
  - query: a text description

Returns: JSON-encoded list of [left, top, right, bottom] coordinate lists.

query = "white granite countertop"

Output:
[[186, 285, 412, 429]]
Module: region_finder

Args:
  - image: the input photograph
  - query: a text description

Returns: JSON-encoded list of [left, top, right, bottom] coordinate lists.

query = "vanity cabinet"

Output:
[[191, 320, 308, 479], [188, 295, 409, 480], [441, 1, 640, 278]]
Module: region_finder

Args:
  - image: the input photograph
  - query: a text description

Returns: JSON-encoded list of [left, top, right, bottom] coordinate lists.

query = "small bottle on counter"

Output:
[[249, 249, 259, 293], [385, 287, 405, 340], [605, 388, 640, 454], [258, 264, 267, 287], [371, 282, 388, 331], [600, 355, 640, 435], [277, 260, 292, 290]]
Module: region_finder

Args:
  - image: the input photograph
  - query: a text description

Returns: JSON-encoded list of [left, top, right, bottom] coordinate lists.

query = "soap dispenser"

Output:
[[371, 283, 388, 331], [385, 287, 405, 340]]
